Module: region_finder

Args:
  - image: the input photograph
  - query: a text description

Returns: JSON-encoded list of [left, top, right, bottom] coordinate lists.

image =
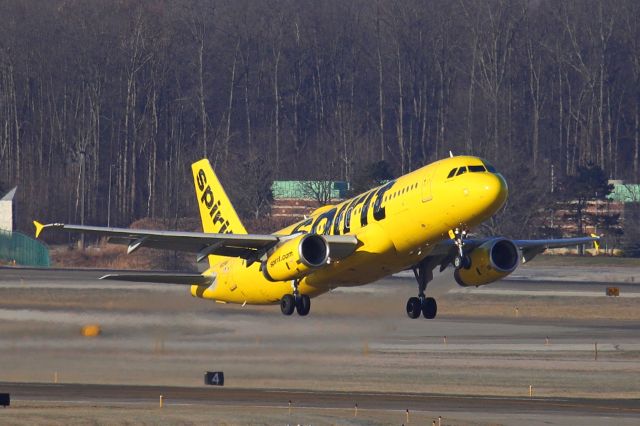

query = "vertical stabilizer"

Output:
[[192, 159, 247, 265]]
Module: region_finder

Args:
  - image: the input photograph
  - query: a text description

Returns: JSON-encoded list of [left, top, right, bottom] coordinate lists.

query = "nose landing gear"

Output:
[[407, 260, 438, 319], [451, 228, 471, 270]]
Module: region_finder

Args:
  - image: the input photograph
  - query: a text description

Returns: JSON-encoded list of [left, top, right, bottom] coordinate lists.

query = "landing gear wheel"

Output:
[[296, 294, 311, 316], [406, 297, 421, 319], [453, 254, 471, 270], [422, 297, 437, 319], [280, 294, 295, 316], [410, 259, 439, 320]]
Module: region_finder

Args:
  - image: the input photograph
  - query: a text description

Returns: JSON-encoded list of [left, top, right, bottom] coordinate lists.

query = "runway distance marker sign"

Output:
[[204, 371, 224, 386]]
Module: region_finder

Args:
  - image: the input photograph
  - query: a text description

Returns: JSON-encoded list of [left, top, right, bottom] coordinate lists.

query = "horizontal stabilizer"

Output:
[[99, 273, 212, 285]]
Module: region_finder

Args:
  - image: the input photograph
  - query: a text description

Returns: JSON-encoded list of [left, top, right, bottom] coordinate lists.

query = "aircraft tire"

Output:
[[406, 297, 421, 319], [296, 294, 311, 316], [422, 297, 437, 319], [454, 255, 471, 270], [280, 294, 295, 316]]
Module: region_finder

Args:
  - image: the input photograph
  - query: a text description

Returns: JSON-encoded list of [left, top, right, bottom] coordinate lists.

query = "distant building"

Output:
[[607, 181, 640, 203], [540, 180, 635, 237], [0, 187, 16, 233], [271, 181, 349, 220], [271, 180, 349, 200]]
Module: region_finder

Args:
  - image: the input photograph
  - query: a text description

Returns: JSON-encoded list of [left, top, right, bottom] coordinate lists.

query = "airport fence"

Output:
[[0, 230, 50, 267]]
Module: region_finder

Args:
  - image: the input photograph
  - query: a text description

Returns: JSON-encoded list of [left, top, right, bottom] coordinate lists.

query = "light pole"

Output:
[[107, 165, 113, 227]]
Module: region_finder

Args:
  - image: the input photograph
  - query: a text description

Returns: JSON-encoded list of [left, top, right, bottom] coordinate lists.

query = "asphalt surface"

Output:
[[1, 382, 639, 418], [3, 265, 639, 291], [2, 264, 640, 424]]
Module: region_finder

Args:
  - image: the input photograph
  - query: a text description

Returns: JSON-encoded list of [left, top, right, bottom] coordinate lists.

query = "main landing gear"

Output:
[[280, 280, 311, 316], [407, 260, 437, 319]]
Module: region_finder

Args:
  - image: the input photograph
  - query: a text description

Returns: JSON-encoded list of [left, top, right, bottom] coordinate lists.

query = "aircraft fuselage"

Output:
[[191, 156, 507, 305]]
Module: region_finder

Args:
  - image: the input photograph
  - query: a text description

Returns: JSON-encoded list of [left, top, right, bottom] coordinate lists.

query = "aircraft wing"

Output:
[[426, 235, 600, 269], [511, 236, 600, 262], [33, 222, 358, 263]]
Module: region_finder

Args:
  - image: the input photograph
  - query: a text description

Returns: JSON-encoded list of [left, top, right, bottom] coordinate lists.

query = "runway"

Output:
[[1, 263, 640, 423], [2, 382, 639, 418]]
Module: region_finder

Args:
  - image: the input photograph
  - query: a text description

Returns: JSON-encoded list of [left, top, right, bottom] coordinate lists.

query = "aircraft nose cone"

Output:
[[484, 173, 508, 211], [467, 172, 508, 214]]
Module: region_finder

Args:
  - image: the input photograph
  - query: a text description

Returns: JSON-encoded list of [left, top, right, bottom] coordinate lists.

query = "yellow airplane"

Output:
[[34, 156, 599, 319]]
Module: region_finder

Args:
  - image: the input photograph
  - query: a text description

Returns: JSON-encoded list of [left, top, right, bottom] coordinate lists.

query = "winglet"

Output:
[[33, 221, 45, 238], [590, 233, 600, 252]]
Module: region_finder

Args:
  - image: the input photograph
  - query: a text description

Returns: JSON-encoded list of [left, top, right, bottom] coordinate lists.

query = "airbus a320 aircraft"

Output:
[[35, 156, 598, 319]]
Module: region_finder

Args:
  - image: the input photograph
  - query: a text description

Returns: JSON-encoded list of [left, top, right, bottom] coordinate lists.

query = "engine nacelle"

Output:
[[262, 234, 329, 282], [454, 238, 520, 287]]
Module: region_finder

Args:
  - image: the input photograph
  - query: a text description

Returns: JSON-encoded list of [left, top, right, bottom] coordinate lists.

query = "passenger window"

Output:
[[456, 167, 467, 176], [469, 165, 486, 173], [447, 168, 457, 179]]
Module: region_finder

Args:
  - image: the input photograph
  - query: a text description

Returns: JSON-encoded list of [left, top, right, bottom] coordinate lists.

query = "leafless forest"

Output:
[[0, 0, 638, 237]]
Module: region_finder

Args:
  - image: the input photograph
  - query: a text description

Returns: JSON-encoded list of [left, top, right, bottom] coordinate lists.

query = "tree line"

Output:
[[0, 0, 638, 239]]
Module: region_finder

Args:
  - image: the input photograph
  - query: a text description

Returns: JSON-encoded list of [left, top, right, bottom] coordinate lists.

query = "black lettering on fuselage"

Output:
[[332, 203, 348, 235], [344, 195, 366, 234], [291, 218, 313, 234], [359, 190, 376, 227], [373, 180, 395, 221], [288, 179, 396, 237], [312, 207, 337, 235], [342, 199, 357, 234]]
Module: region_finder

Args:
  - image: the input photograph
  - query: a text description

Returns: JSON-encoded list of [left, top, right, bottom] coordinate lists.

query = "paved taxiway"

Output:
[[2, 382, 639, 418]]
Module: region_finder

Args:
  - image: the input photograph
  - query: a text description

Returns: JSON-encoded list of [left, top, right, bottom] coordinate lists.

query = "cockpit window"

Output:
[[456, 166, 467, 176], [468, 165, 486, 173], [447, 168, 457, 179], [483, 160, 497, 173]]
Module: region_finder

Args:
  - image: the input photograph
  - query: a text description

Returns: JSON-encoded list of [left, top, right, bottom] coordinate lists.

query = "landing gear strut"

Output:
[[280, 280, 311, 316], [407, 260, 437, 319], [452, 228, 471, 270]]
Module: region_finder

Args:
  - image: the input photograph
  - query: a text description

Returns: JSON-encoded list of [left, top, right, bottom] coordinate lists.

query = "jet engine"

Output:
[[262, 233, 329, 282], [454, 238, 520, 287]]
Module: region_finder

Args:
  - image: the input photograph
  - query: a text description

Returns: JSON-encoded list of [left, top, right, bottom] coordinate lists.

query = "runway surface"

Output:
[[2, 382, 639, 418], [1, 263, 640, 423]]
